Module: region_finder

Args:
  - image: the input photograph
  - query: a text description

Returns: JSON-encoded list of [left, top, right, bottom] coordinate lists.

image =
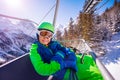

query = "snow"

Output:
[[105, 61, 120, 80], [100, 32, 120, 80], [0, 57, 6, 64], [0, 16, 37, 64]]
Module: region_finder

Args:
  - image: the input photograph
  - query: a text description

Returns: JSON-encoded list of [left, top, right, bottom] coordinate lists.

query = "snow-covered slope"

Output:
[[0, 16, 37, 65], [100, 32, 120, 80]]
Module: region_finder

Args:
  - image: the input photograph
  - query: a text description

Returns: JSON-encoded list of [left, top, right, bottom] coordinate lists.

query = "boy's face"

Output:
[[38, 30, 53, 46]]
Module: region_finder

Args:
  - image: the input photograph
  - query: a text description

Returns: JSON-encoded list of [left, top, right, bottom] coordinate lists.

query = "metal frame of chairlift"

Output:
[[79, 39, 115, 80], [59, 39, 115, 80]]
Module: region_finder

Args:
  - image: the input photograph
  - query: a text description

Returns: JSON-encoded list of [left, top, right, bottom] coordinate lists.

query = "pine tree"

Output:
[[67, 18, 75, 40], [62, 28, 69, 46], [79, 13, 94, 42], [56, 30, 62, 41], [75, 11, 82, 38]]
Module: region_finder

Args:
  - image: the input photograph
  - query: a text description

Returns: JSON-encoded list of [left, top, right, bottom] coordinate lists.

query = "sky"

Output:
[[0, 0, 115, 27]]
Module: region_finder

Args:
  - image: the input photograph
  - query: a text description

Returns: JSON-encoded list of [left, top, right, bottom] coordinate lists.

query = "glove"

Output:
[[65, 48, 72, 55], [64, 60, 78, 72], [51, 51, 66, 69], [64, 48, 78, 71], [65, 49, 76, 61]]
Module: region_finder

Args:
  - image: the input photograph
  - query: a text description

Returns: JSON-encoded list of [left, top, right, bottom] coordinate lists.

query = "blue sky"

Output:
[[96, 0, 115, 14], [0, 0, 115, 27]]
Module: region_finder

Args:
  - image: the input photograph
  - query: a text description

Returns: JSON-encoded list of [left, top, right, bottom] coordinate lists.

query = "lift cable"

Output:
[[38, 4, 56, 25], [94, 0, 110, 12], [29, 4, 56, 36], [0, 14, 38, 25]]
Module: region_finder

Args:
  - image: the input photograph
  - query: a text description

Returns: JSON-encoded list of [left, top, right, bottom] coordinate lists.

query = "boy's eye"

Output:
[[39, 31, 53, 38]]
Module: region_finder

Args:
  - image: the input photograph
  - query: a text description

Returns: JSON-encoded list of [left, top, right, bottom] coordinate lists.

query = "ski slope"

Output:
[[100, 32, 120, 80]]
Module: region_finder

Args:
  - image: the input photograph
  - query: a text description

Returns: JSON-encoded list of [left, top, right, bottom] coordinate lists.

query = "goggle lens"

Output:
[[39, 31, 53, 38]]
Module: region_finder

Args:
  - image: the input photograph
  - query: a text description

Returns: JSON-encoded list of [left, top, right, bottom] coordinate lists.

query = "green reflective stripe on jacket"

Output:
[[29, 44, 60, 76]]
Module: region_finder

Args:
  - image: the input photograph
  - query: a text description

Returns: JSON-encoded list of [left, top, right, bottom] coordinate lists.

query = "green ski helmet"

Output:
[[38, 22, 54, 33]]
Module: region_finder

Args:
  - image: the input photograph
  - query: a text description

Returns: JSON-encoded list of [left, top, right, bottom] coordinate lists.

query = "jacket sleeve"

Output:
[[29, 44, 61, 76], [50, 41, 67, 54], [55, 41, 74, 55]]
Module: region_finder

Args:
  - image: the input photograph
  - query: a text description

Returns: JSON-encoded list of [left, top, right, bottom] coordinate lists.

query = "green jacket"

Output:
[[29, 44, 103, 80]]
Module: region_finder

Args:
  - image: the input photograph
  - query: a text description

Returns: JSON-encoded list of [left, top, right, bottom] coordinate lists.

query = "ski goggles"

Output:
[[38, 30, 53, 38]]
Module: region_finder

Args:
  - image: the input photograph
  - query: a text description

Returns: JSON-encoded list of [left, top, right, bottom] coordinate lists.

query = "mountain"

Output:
[[0, 16, 37, 65]]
